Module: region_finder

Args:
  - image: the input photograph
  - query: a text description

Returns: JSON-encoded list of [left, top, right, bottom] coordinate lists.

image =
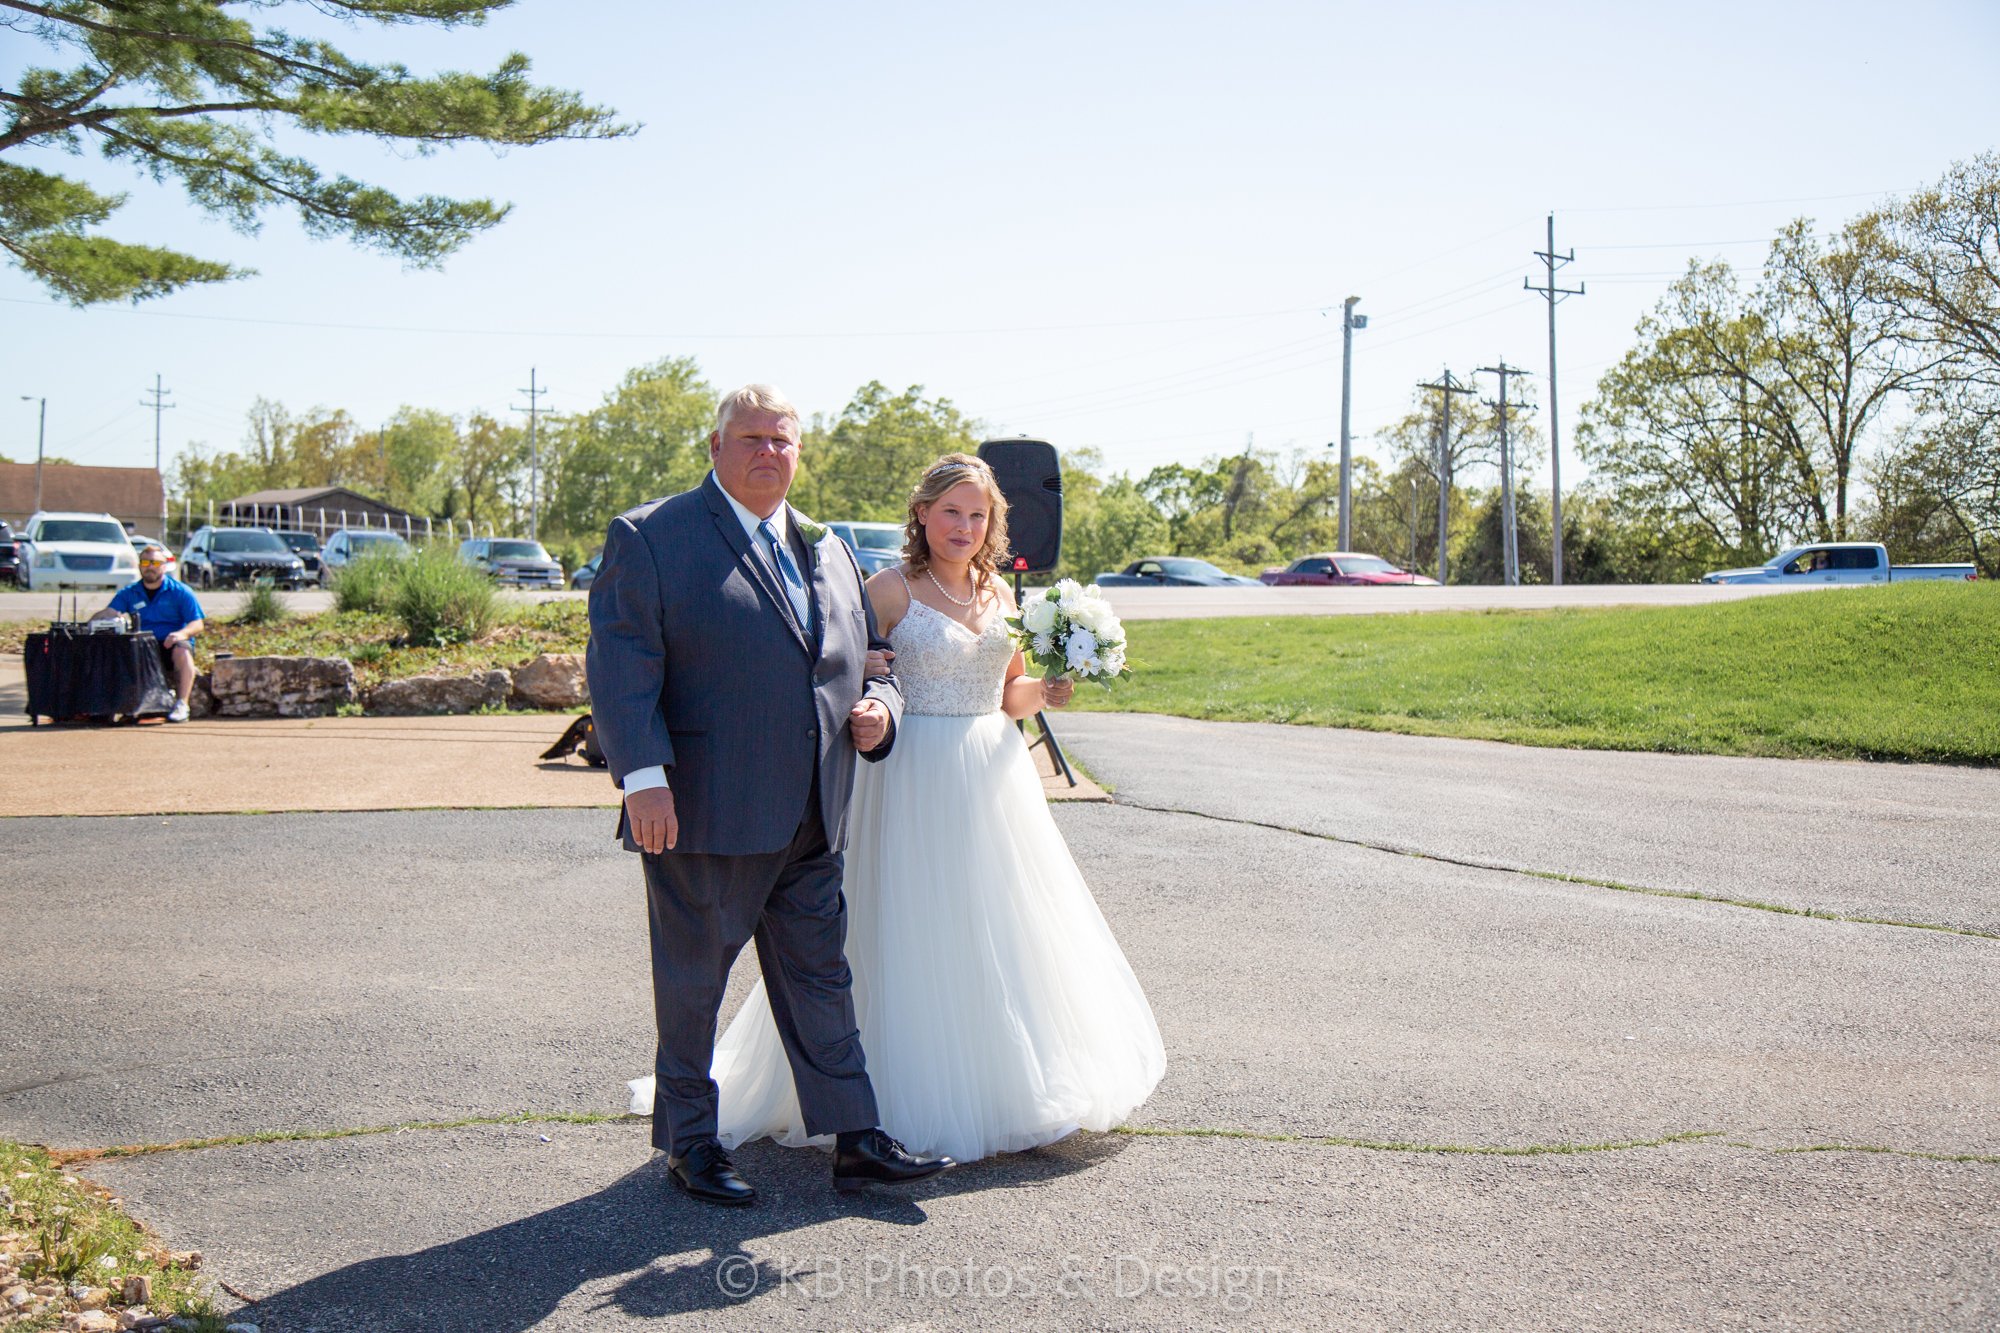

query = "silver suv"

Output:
[[459, 537, 565, 589]]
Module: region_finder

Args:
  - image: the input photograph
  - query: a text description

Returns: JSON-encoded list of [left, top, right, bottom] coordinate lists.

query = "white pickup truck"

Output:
[[1701, 541, 1978, 585]]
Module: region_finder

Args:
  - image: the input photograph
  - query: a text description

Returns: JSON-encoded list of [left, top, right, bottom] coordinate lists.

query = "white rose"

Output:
[[1022, 597, 1059, 634]]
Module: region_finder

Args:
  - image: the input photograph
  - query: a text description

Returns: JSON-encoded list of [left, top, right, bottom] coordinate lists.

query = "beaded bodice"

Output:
[[889, 596, 1013, 717]]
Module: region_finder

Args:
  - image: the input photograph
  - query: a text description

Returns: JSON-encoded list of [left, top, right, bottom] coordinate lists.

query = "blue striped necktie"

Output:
[[758, 518, 810, 626]]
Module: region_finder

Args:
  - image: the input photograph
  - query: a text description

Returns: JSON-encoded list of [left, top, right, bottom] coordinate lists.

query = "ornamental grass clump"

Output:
[[233, 579, 288, 625], [330, 549, 404, 614], [392, 542, 497, 647]]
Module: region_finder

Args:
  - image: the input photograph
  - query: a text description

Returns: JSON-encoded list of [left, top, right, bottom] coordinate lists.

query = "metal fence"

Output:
[[169, 500, 498, 550]]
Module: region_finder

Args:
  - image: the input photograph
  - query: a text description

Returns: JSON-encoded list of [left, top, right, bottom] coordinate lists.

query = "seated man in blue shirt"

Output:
[[97, 545, 206, 722]]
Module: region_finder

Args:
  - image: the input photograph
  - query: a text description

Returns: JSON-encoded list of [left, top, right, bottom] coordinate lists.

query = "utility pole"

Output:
[[141, 375, 174, 537], [1337, 296, 1367, 551], [1476, 361, 1532, 586], [1408, 475, 1418, 573], [1416, 368, 1475, 584], [1525, 213, 1584, 584], [20, 397, 47, 511], [513, 368, 549, 541]]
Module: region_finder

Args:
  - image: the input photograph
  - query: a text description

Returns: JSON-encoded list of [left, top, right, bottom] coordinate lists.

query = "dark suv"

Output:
[[0, 520, 17, 587], [274, 530, 324, 582], [180, 526, 310, 589]]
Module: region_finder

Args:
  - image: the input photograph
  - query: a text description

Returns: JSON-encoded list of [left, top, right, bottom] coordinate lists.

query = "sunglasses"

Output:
[[139, 558, 169, 568]]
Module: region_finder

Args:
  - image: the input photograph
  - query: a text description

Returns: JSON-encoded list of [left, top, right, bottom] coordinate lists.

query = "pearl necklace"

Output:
[[926, 566, 977, 607]]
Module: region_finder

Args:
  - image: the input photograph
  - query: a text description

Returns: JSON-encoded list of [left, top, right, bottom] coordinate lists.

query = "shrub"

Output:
[[392, 542, 497, 646], [234, 579, 289, 625], [331, 549, 404, 614]]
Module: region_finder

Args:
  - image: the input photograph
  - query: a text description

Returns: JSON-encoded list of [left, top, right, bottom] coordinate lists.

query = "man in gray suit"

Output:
[[586, 384, 952, 1206]]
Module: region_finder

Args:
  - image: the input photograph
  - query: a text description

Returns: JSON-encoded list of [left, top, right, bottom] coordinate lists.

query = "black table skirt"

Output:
[[22, 630, 179, 722]]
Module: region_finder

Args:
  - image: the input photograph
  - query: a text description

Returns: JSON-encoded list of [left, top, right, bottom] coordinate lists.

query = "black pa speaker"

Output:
[[978, 438, 1063, 574]]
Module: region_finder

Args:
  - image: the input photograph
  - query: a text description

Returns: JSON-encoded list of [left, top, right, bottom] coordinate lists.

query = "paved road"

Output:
[[2, 721, 1994, 1328], [1055, 712, 2000, 935], [0, 580, 1824, 623]]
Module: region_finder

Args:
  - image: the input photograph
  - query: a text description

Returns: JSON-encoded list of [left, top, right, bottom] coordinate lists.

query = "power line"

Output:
[[513, 369, 549, 542], [1475, 362, 1532, 587], [141, 373, 174, 533], [1525, 213, 1585, 586], [1557, 186, 1906, 215], [1415, 367, 1476, 585]]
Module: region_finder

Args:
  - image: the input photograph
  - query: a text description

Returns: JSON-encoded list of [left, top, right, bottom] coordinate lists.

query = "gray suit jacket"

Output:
[[585, 472, 903, 856]]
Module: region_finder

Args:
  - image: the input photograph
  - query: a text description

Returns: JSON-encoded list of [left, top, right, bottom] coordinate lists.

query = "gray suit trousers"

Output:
[[642, 777, 879, 1155]]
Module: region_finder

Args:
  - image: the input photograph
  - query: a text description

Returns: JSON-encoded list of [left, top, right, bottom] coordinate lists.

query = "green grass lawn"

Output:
[[1069, 583, 2000, 764]]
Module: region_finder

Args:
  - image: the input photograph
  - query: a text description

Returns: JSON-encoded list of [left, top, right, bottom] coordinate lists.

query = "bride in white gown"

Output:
[[630, 452, 1164, 1164]]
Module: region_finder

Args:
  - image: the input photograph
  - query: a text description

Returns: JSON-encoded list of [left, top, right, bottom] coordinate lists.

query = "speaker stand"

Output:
[[1014, 569, 1078, 788]]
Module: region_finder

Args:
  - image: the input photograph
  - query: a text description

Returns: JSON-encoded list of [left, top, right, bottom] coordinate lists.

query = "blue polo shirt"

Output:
[[108, 575, 206, 644]]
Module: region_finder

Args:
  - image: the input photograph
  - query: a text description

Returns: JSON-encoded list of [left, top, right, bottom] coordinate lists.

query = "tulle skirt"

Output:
[[629, 710, 1165, 1163]]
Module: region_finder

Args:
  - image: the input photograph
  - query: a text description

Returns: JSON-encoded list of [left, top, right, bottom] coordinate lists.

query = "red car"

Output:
[[1259, 552, 1439, 587]]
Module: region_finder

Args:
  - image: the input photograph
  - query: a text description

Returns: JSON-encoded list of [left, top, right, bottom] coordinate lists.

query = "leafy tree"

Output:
[[1056, 449, 1168, 581], [446, 410, 522, 530], [1875, 152, 2000, 395], [543, 355, 713, 540], [1579, 263, 1800, 567], [792, 382, 980, 522], [1865, 390, 2000, 575], [1755, 217, 1934, 537], [1136, 460, 1229, 554], [0, 0, 630, 304]]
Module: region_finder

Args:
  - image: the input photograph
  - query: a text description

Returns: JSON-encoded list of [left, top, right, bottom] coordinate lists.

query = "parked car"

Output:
[[1700, 542, 1978, 585], [15, 511, 139, 591], [273, 530, 325, 583], [179, 525, 309, 589], [0, 519, 19, 587], [1094, 557, 1262, 588], [1260, 552, 1440, 587], [828, 521, 905, 576], [319, 528, 413, 584], [570, 552, 603, 591], [124, 533, 179, 580], [458, 537, 565, 589]]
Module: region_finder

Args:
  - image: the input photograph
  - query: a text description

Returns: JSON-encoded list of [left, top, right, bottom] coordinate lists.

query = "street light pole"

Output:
[[1338, 296, 1366, 552], [20, 397, 46, 511]]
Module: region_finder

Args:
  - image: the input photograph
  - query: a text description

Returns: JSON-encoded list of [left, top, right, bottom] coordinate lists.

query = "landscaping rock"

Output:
[[208, 657, 355, 718], [65, 1311, 117, 1333], [187, 673, 215, 720], [121, 1275, 151, 1306], [509, 652, 589, 709], [366, 669, 511, 716]]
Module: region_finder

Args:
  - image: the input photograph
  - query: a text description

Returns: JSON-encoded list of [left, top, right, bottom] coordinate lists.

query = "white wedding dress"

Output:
[[629, 592, 1165, 1163]]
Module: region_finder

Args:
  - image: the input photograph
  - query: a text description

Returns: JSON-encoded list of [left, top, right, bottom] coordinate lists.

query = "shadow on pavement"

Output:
[[242, 1133, 1128, 1330]]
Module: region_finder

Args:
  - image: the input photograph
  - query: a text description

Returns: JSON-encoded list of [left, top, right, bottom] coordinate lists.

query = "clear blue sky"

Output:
[[4, 0, 1996, 492]]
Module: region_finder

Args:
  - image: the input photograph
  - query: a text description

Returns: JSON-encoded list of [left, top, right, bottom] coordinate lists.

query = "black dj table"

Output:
[[22, 629, 179, 723]]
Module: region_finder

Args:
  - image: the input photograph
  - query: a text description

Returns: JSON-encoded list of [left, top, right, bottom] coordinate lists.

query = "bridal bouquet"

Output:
[[1007, 579, 1132, 686]]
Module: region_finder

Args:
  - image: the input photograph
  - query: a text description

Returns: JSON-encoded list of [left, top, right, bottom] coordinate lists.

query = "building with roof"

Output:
[[1, 462, 165, 534], [218, 486, 425, 540]]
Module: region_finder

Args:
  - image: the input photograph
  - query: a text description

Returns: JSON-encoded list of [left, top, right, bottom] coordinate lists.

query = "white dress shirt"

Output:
[[622, 474, 805, 796]]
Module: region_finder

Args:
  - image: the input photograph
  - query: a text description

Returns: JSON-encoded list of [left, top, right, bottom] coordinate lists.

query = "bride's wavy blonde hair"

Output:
[[904, 452, 1011, 595]]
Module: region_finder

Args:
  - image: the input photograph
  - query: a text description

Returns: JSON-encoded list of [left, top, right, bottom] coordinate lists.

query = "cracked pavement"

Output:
[[2, 713, 1996, 1329]]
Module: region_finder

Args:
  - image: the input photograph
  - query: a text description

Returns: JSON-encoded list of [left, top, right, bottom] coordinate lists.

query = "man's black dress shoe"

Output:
[[666, 1139, 756, 1207], [831, 1128, 954, 1193]]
